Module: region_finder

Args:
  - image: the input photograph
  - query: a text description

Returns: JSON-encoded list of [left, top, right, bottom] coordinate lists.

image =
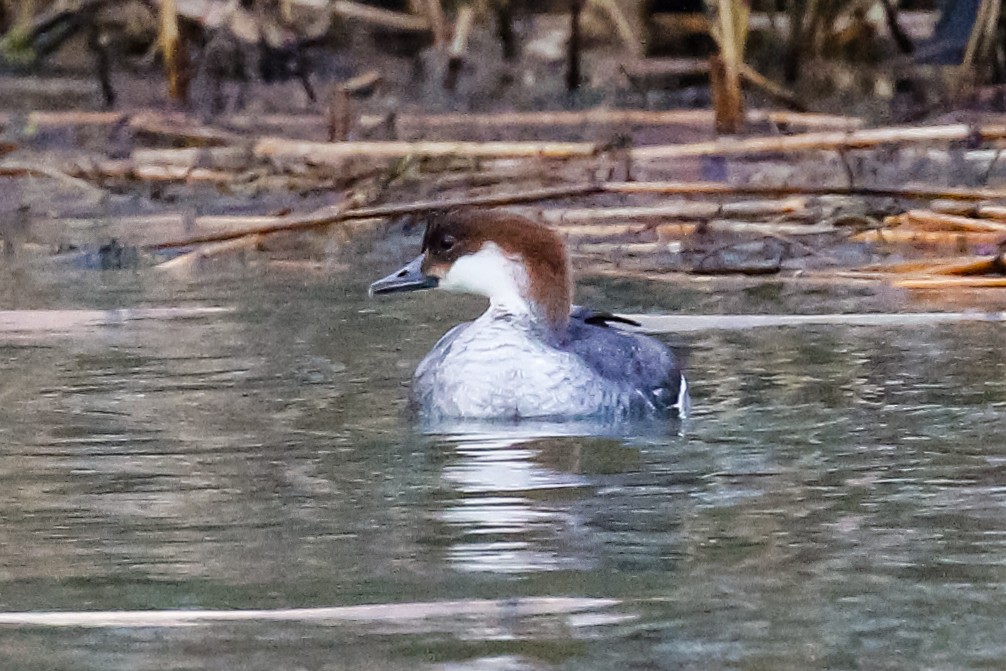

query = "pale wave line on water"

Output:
[[0, 597, 620, 628], [626, 311, 1006, 333], [0, 307, 232, 335]]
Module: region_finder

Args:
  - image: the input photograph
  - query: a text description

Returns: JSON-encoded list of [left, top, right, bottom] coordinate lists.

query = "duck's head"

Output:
[[369, 209, 573, 333]]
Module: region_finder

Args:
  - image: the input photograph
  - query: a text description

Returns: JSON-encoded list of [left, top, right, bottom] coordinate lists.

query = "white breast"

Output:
[[411, 312, 619, 419]]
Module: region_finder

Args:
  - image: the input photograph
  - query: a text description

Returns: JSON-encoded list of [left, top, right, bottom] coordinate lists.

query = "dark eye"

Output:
[[439, 235, 456, 252]]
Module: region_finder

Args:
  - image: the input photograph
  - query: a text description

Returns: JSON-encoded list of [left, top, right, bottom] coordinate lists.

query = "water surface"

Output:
[[0, 265, 1004, 670]]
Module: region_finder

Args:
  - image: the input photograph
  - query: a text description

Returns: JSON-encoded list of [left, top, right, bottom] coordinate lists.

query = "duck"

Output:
[[369, 209, 688, 421]]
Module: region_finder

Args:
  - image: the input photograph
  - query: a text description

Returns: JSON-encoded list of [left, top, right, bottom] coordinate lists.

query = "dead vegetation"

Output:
[[0, 1, 1004, 300]]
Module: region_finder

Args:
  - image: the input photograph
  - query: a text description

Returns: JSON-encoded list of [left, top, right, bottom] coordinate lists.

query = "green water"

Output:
[[0, 265, 1004, 670]]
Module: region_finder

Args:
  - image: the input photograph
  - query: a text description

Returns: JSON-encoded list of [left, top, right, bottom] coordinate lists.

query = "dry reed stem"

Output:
[[711, 0, 749, 134], [449, 6, 474, 57], [159, 0, 187, 102], [423, 0, 448, 47], [587, 0, 642, 56], [445, 5, 474, 90]]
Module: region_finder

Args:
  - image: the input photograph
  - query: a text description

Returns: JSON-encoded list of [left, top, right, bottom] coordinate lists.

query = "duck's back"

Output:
[[564, 314, 687, 415], [411, 310, 687, 420]]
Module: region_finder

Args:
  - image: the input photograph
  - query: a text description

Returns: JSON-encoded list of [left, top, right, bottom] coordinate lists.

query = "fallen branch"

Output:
[[343, 184, 601, 219], [852, 229, 1006, 247], [859, 255, 1005, 276], [561, 223, 652, 239], [155, 235, 264, 273], [924, 255, 1006, 275], [132, 165, 237, 184], [856, 256, 985, 274], [630, 124, 1006, 160], [929, 201, 1006, 222], [131, 146, 251, 169], [574, 241, 669, 256], [0, 161, 107, 199], [0, 111, 125, 130], [62, 158, 239, 184], [129, 112, 241, 146], [893, 276, 1006, 289], [396, 108, 862, 132], [739, 63, 806, 113], [536, 198, 806, 225], [148, 193, 372, 249], [254, 138, 599, 163], [588, 0, 642, 56], [600, 181, 1006, 201], [896, 209, 1006, 233], [689, 219, 837, 236], [148, 184, 599, 250]]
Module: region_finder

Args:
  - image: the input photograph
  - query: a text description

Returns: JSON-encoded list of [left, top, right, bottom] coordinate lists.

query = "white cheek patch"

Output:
[[440, 242, 532, 314]]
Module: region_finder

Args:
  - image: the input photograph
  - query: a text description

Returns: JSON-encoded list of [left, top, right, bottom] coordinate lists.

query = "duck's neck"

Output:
[[442, 241, 570, 336]]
